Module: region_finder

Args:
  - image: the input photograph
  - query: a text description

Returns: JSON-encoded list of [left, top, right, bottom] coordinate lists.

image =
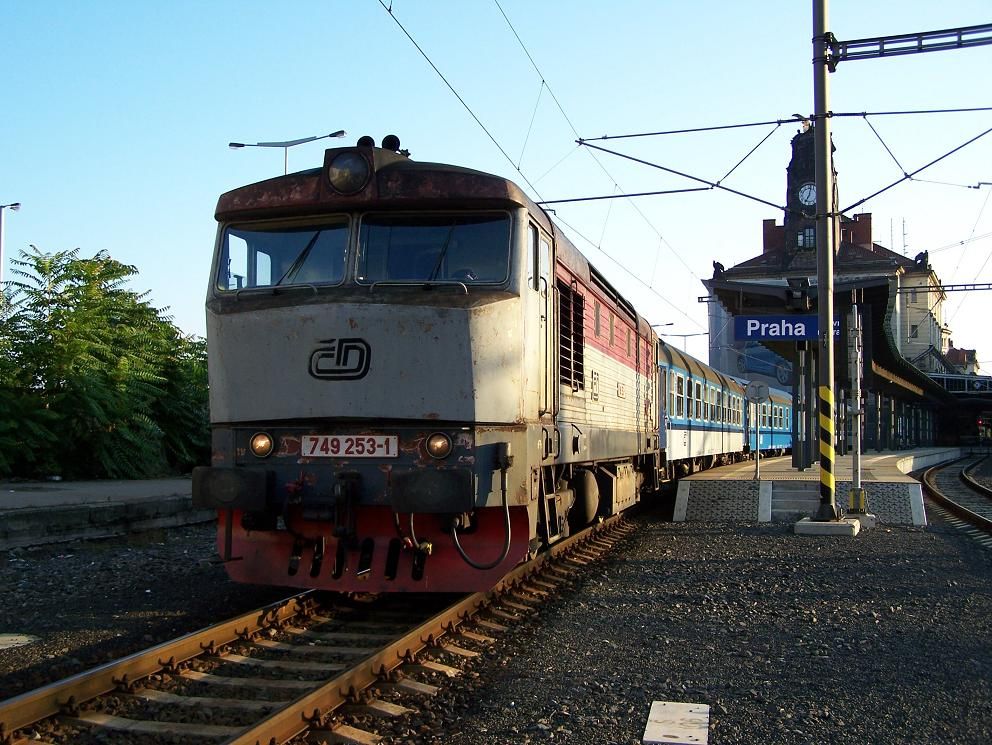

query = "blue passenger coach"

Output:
[[732, 376, 793, 457], [658, 341, 793, 479]]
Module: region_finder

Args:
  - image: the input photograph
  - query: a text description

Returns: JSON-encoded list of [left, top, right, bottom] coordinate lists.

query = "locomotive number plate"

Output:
[[302, 435, 399, 458]]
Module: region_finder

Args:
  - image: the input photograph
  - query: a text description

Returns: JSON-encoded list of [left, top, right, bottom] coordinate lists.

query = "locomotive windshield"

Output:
[[356, 212, 510, 284], [219, 219, 349, 290]]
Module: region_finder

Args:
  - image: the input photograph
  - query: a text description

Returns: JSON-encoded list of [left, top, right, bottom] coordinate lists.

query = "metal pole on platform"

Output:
[[813, 0, 839, 520], [849, 304, 867, 512], [754, 402, 761, 481]]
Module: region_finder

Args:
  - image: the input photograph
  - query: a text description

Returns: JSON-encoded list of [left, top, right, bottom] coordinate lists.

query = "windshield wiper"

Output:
[[426, 224, 457, 282], [274, 231, 322, 286]]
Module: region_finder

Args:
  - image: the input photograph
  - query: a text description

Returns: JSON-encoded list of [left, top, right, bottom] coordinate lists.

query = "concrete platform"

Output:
[[673, 447, 964, 526], [0, 478, 213, 550]]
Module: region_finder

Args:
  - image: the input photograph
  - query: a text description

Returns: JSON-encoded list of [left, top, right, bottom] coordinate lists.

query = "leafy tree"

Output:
[[0, 246, 209, 479]]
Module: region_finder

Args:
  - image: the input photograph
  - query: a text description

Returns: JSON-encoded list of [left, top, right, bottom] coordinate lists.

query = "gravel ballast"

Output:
[[0, 522, 291, 699], [2, 463, 991, 744], [436, 507, 992, 744]]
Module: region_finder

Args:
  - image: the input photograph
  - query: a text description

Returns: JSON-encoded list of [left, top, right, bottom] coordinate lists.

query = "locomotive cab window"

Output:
[[356, 212, 510, 284], [220, 219, 349, 290]]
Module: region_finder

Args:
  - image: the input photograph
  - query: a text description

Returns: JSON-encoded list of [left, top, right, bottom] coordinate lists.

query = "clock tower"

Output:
[[784, 121, 839, 254]]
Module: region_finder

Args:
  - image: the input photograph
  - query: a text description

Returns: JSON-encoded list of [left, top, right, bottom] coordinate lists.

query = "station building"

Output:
[[702, 122, 976, 453]]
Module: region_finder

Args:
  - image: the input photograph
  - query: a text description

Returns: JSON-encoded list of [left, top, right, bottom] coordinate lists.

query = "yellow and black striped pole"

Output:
[[818, 384, 838, 519], [813, 0, 839, 521]]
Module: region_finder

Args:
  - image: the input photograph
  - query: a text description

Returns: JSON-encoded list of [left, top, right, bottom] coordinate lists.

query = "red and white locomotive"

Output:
[[193, 136, 662, 592]]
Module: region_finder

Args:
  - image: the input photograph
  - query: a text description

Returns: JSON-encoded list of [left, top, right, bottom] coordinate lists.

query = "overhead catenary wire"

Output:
[[379, 0, 702, 291], [947, 185, 992, 325], [839, 125, 992, 214], [377, 3, 988, 339], [491, 0, 701, 283], [375, 0, 546, 201], [550, 212, 704, 330], [582, 107, 992, 141]]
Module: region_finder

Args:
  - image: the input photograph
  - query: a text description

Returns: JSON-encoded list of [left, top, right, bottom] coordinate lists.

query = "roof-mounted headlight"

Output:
[[327, 151, 371, 194]]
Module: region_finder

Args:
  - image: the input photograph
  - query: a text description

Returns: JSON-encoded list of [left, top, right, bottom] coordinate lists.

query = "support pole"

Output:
[[813, 0, 839, 520], [849, 304, 866, 513]]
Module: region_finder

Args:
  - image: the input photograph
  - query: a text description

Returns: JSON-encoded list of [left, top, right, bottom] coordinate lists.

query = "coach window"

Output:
[[609, 314, 615, 346], [694, 381, 702, 420], [675, 374, 684, 417], [594, 302, 601, 337]]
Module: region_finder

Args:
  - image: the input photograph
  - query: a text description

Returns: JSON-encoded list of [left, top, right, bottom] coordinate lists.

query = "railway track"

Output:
[[0, 515, 635, 745], [922, 455, 992, 539]]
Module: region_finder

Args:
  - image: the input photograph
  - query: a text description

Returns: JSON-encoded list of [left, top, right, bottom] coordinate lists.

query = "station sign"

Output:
[[734, 314, 841, 341]]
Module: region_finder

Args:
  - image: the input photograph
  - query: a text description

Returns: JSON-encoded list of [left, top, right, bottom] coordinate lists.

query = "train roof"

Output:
[[659, 341, 743, 391], [215, 145, 555, 234], [725, 373, 793, 403]]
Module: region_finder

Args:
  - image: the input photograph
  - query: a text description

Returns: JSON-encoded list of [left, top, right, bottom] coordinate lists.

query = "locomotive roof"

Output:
[[216, 146, 553, 233]]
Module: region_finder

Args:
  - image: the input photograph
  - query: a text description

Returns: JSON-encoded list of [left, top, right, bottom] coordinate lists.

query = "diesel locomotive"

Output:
[[192, 136, 792, 593]]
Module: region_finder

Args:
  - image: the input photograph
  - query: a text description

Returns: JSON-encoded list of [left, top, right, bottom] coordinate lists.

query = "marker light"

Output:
[[327, 151, 371, 194], [249, 432, 275, 458], [425, 432, 453, 460]]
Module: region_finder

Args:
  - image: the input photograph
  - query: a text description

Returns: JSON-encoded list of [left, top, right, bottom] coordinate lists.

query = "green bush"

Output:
[[0, 246, 209, 479]]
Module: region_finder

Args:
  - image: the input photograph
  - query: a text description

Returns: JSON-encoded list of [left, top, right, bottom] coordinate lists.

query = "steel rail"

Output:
[[0, 516, 632, 745], [922, 459, 992, 533], [960, 456, 992, 499], [224, 515, 631, 745], [0, 592, 313, 740]]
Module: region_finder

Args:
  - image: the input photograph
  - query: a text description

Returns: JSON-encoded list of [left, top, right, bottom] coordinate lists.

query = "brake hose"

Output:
[[451, 465, 512, 570]]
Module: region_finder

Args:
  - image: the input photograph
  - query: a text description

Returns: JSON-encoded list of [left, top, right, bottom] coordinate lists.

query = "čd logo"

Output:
[[309, 338, 371, 380]]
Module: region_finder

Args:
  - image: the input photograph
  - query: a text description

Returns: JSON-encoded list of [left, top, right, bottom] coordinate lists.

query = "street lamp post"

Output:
[[659, 331, 708, 352], [229, 130, 347, 174], [0, 202, 21, 284]]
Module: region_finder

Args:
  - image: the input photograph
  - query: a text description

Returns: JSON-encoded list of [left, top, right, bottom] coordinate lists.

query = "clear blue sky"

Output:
[[2, 1, 989, 364]]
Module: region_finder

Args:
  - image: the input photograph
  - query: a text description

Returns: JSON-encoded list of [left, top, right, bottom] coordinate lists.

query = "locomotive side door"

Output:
[[529, 223, 557, 434], [538, 230, 557, 427]]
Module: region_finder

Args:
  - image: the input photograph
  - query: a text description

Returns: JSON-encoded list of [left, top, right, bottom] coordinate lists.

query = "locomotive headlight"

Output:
[[327, 152, 371, 194], [249, 432, 275, 458], [425, 432, 453, 460]]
